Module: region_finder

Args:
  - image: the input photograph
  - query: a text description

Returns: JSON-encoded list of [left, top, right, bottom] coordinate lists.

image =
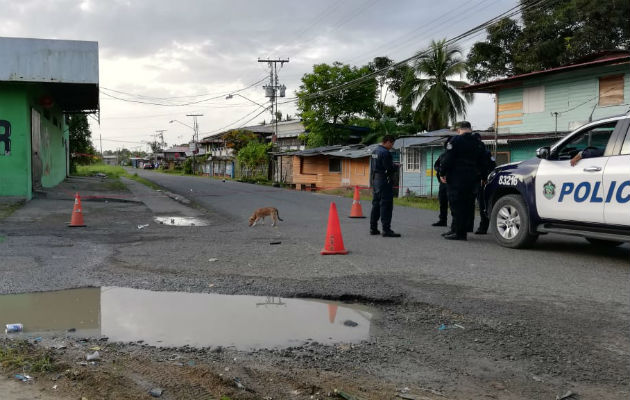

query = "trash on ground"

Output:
[[343, 320, 358, 327], [557, 391, 577, 400], [532, 375, 544, 382], [52, 384, 58, 390], [137, 224, 149, 229], [89, 346, 101, 351], [234, 377, 246, 390], [334, 389, 358, 400], [5, 323, 23, 333], [208, 258, 218, 262], [438, 323, 464, 331], [33, 337, 42, 342], [86, 351, 100, 361], [67, 328, 76, 332], [149, 388, 164, 397], [270, 241, 282, 245], [15, 374, 33, 383]]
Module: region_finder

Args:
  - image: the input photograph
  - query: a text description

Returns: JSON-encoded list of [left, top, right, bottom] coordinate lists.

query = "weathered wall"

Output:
[[0, 86, 30, 198], [498, 65, 630, 134], [0, 83, 67, 199]]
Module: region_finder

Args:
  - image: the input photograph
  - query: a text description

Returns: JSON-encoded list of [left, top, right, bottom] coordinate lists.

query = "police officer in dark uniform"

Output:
[[473, 141, 496, 234], [432, 137, 453, 227], [439, 121, 489, 241], [370, 135, 401, 237]]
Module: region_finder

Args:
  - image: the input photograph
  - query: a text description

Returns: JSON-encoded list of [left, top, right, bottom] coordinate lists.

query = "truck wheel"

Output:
[[585, 238, 624, 247], [491, 194, 538, 249]]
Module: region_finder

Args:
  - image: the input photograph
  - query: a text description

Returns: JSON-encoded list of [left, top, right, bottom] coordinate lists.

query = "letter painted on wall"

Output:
[[0, 120, 10, 156]]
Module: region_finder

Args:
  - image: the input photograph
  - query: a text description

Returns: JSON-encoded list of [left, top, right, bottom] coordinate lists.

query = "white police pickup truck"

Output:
[[484, 113, 630, 248]]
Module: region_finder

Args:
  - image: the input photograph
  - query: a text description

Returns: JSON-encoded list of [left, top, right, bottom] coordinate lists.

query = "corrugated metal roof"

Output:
[[0, 37, 98, 84], [463, 51, 630, 93], [393, 136, 443, 149]]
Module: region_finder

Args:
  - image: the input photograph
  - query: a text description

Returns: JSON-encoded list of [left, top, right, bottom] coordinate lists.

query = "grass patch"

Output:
[[75, 164, 127, 179], [75, 164, 164, 191], [319, 187, 439, 211], [0, 200, 25, 220], [127, 173, 162, 190], [0, 341, 59, 373]]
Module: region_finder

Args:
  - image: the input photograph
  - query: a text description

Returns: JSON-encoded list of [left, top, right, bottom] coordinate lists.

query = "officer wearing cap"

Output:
[[431, 136, 453, 227], [439, 121, 489, 240], [370, 135, 401, 237]]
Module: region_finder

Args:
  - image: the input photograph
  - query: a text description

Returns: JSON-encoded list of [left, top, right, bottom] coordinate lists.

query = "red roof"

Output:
[[463, 51, 630, 93]]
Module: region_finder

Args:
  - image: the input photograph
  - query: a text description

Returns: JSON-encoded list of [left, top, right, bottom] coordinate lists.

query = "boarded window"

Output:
[[523, 86, 545, 113], [495, 152, 511, 166], [405, 148, 421, 171], [599, 75, 624, 106], [329, 158, 341, 173]]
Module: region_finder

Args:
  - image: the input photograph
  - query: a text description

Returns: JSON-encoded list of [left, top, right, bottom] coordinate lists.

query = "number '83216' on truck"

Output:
[[483, 113, 630, 248]]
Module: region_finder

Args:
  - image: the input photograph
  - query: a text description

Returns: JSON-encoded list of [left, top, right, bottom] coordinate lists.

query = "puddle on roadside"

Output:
[[0, 287, 373, 350], [154, 216, 208, 226]]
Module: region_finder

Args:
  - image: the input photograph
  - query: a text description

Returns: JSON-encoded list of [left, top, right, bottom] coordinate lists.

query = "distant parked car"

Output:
[[142, 163, 154, 169]]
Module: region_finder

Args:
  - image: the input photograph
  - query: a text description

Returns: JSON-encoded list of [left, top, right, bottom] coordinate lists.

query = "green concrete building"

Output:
[[396, 51, 630, 197], [0, 37, 99, 200]]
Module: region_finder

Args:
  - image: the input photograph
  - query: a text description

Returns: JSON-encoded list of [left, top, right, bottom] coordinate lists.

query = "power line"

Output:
[[100, 76, 267, 102], [200, 105, 272, 137], [280, 0, 553, 106]]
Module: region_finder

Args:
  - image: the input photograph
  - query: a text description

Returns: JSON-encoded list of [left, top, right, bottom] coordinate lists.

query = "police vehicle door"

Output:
[[603, 123, 630, 226], [535, 120, 619, 223]]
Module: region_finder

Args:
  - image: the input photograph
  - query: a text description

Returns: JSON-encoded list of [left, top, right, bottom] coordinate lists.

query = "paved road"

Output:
[[132, 169, 629, 308]]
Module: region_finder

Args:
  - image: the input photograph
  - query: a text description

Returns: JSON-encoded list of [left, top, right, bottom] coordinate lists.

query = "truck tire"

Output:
[[490, 194, 538, 249]]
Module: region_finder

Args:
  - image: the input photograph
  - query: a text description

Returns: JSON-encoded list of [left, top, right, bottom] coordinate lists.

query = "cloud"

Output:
[[0, 0, 513, 149]]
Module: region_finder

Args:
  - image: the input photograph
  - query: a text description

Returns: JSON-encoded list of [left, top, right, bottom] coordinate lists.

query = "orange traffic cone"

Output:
[[68, 192, 86, 227], [349, 186, 366, 218], [321, 202, 348, 255], [328, 304, 338, 324]]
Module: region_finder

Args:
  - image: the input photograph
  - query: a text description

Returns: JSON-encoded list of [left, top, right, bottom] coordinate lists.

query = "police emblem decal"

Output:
[[543, 181, 556, 200]]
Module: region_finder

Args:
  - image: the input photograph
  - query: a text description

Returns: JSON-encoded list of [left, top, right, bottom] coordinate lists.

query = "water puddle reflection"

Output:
[[154, 216, 208, 226], [1, 288, 373, 350]]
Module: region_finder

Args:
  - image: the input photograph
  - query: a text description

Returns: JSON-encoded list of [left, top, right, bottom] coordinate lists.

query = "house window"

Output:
[[523, 86, 545, 113], [599, 75, 624, 106], [329, 158, 341, 173], [405, 148, 420, 172]]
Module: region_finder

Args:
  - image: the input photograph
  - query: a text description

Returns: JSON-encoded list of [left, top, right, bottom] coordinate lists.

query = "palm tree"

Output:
[[399, 39, 472, 130]]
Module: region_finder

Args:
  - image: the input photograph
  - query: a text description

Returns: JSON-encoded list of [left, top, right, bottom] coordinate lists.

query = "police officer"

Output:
[[370, 135, 401, 237], [473, 139, 496, 235], [431, 137, 452, 227], [439, 121, 489, 241]]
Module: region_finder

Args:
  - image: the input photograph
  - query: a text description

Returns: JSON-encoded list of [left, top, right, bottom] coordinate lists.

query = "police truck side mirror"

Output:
[[536, 146, 550, 159]]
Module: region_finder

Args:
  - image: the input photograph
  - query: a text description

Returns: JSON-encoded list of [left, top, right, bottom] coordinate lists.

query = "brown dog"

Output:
[[248, 207, 283, 227]]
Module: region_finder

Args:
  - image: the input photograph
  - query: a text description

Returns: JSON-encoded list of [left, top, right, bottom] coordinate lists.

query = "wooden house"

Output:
[[289, 144, 377, 191]]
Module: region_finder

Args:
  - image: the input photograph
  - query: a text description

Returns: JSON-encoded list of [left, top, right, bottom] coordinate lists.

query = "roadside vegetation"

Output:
[[320, 187, 439, 211], [75, 164, 162, 190], [0, 341, 59, 373]]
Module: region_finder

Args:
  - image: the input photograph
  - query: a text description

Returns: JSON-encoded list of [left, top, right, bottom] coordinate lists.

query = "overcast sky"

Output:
[[0, 0, 518, 152]]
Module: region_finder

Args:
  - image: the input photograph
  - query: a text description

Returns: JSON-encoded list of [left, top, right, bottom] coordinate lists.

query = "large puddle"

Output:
[[0, 288, 373, 350]]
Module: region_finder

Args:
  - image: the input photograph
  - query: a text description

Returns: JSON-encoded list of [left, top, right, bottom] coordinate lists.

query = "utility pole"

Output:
[[186, 114, 203, 174], [258, 58, 288, 183], [155, 129, 166, 166], [258, 58, 289, 143]]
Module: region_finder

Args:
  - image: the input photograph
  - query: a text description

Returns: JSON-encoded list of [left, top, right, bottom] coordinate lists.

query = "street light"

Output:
[[225, 93, 267, 110], [169, 119, 194, 131]]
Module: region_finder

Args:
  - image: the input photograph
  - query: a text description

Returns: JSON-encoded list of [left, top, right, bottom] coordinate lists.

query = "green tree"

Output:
[[400, 39, 471, 130], [297, 62, 377, 147], [237, 141, 270, 177], [223, 129, 258, 153], [68, 114, 96, 172], [467, 0, 630, 83]]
